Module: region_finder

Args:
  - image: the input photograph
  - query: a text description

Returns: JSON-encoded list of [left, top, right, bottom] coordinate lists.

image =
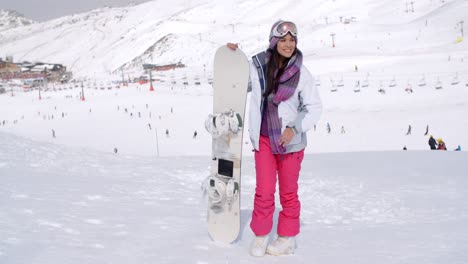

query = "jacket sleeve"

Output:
[[287, 68, 322, 134]]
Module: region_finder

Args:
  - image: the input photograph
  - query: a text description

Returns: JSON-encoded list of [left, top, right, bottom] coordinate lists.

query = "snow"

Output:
[[1, 132, 467, 263], [1, 0, 468, 263]]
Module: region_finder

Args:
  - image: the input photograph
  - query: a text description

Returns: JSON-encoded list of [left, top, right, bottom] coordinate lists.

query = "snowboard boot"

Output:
[[249, 235, 269, 257], [266, 236, 296, 256]]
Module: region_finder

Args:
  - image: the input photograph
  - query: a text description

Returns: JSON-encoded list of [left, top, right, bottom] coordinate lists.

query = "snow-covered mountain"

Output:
[[0, 0, 466, 80], [0, 9, 34, 32], [1, 2, 468, 262]]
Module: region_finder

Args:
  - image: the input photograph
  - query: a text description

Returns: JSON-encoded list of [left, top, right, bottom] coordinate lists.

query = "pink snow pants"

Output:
[[250, 135, 304, 237]]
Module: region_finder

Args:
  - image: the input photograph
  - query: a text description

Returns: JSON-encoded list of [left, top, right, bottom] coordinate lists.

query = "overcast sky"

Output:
[[0, 0, 150, 22]]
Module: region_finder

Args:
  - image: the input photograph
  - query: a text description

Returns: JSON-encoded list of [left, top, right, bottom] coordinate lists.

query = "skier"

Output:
[[406, 124, 412, 135], [437, 138, 447, 150], [165, 129, 169, 137], [424, 125, 429, 136], [327, 122, 331, 134], [228, 20, 322, 257], [341, 126, 345, 134], [454, 145, 461, 151], [193, 130, 198, 139], [403, 146, 407, 150], [52, 129, 56, 138], [428, 135, 437, 150]]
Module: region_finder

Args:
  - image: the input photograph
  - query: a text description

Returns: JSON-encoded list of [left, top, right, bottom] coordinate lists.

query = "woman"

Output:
[[229, 20, 322, 256]]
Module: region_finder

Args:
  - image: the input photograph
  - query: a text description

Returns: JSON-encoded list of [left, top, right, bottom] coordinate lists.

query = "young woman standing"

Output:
[[230, 20, 322, 256]]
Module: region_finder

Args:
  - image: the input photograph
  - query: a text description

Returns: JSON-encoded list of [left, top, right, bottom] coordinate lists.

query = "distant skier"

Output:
[[166, 129, 170, 137], [52, 129, 56, 138], [193, 130, 198, 139], [454, 145, 461, 151], [340, 126, 346, 134], [437, 138, 447, 150], [403, 146, 407, 150], [148, 123, 152, 130], [406, 125, 412, 135], [424, 125, 429, 136], [428, 135, 437, 150], [327, 122, 331, 134], [114, 147, 118, 154]]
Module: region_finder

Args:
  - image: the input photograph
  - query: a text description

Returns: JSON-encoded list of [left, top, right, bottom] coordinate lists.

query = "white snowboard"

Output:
[[207, 45, 249, 243]]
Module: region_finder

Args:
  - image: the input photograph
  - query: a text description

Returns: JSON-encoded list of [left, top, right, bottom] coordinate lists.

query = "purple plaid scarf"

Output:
[[265, 49, 303, 154]]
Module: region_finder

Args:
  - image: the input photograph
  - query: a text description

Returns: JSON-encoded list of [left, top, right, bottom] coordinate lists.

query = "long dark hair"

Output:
[[264, 47, 296, 98]]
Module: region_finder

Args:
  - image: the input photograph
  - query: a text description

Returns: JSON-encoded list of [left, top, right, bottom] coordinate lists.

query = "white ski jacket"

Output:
[[248, 53, 322, 153]]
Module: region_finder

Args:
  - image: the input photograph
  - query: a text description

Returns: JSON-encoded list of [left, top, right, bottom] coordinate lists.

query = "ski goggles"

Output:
[[270, 21, 298, 39]]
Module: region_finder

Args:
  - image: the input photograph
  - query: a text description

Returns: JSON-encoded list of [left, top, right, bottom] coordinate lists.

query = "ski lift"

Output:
[[388, 77, 397, 87], [451, 73, 459, 85], [435, 77, 443, 90], [353, 80, 361, 92], [330, 78, 338, 92], [337, 76, 344, 87], [361, 79, 369, 88], [418, 76, 426, 87], [362, 73, 370, 87]]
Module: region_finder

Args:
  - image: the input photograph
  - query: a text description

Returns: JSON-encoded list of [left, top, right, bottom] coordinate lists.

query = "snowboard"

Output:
[[206, 45, 249, 243]]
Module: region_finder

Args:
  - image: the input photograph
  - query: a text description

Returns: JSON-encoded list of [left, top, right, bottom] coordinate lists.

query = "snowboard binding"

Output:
[[208, 177, 239, 211], [204, 110, 243, 138]]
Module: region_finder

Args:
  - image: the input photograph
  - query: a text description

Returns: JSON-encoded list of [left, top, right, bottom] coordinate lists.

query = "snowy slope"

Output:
[[1, 132, 467, 263]]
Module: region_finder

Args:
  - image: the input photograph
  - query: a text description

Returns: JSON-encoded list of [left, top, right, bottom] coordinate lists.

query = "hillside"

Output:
[[0, 0, 466, 81], [0, 9, 34, 31]]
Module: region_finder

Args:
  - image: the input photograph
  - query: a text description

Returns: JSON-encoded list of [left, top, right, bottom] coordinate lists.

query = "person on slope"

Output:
[[428, 135, 437, 150], [437, 138, 447, 150], [228, 20, 322, 257]]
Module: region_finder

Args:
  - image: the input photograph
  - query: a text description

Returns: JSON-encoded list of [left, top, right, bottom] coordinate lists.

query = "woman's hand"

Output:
[[279, 127, 295, 146], [227, 43, 238, 50]]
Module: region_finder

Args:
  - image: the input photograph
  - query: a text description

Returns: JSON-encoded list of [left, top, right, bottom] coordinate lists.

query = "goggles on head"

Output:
[[270, 21, 298, 39]]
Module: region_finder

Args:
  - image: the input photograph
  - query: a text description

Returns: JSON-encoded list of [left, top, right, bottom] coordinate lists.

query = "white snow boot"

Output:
[[266, 236, 296, 256], [249, 235, 269, 257]]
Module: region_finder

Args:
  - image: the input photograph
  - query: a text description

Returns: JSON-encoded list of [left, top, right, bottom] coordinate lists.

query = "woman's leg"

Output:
[[250, 136, 278, 235], [276, 150, 304, 236]]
